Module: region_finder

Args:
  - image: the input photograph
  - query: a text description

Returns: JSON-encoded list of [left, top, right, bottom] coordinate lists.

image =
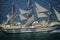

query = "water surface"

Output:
[[0, 32, 60, 40]]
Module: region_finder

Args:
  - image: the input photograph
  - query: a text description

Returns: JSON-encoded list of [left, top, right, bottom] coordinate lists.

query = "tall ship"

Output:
[[0, 0, 60, 33]]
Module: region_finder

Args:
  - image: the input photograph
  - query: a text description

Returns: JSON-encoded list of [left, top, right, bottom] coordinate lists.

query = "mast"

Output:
[[4, 0, 16, 25], [52, 1, 60, 21], [19, 0, 33, 21], [47, 0, 52, 23], [35, 2, 48, 18], [27, 0, 33, 18], [48, 0, 60, 23], [35, 2, 48, 23], [25, 0, 34, 26]]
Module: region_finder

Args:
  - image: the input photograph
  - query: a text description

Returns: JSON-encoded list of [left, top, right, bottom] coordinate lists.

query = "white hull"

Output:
[[3, 27, 57, 33]]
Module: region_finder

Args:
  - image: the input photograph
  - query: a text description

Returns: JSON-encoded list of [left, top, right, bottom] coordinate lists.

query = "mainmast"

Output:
[[27, 0, 33, 18], [19, 0, 32, 21], [47, 0, 52, 23], [25, 0, 34, 26]]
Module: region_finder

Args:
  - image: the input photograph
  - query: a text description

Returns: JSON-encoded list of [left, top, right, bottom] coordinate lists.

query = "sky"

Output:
[[0, 0, 60, 24]]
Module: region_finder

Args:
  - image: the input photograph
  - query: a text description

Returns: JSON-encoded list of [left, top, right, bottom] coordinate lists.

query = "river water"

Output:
[[0, 32, 60, 40]]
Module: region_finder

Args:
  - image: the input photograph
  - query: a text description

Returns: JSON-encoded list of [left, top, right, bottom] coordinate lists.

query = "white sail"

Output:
[[37, 13, 48, 17], [19, 15, 27, 20], [35, 2, 48, 12], [19, 9, 32, 14], [25, 15, 34, 26], [19, 8, 32, 20], [35, 2, 48, 18], [54, 9, 60, 21]]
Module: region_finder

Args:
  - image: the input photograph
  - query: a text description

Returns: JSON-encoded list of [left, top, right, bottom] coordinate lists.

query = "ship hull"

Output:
[[3, 27, 57, 33]]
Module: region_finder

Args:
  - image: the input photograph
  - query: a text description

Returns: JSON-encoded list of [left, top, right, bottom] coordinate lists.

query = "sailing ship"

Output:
[[1, 0, 60, 33]]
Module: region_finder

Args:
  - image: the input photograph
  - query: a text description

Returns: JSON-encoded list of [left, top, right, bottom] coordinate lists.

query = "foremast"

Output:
[[3, 0, 16, 25]]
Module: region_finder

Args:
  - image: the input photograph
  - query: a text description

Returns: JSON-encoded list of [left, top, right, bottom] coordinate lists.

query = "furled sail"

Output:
[[54, 9, 60, 21], [35, 2, 48, 18]]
